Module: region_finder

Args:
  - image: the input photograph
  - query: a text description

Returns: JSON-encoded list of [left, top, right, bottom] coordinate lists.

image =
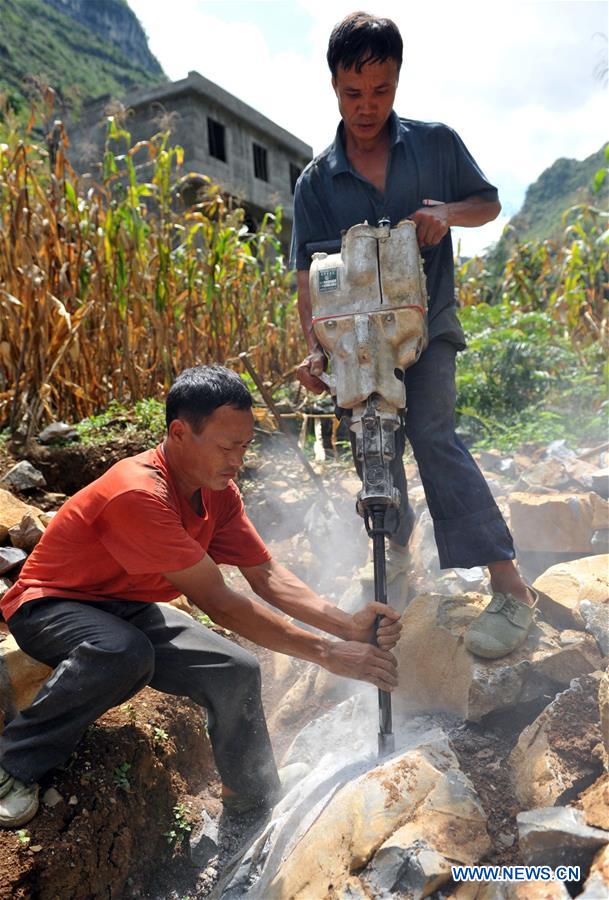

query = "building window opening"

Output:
[[253, 143, 269, 181], [208, 118, 226, 162], [290, 163, 301, 194]]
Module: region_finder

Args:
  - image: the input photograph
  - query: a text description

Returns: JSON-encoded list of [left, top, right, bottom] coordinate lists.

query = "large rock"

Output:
[[263, 730, 490, 899], [0, 459, 46, 491], [269, 661, 351, 733], [509, 674, 604, 808], [579, 843, 609, 898], [450, 883, 571, 899], [0, 546, 27, 575], [533, 555, 609, 629], [0, 633, 52, 729], [509, 492, 609, 553], [517, 806, 608, 871], [600, 670, 609, 768], [8, 512, 46, 552], [392, 593, 602, 722], [579, 774, 609, 831], [0, 487, 41, 541]]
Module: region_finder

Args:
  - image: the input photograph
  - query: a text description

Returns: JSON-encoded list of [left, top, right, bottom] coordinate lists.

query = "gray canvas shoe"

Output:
[[358, 544, 410, 588], [0, 765, 39, 828], [464, 589, 538, 659]]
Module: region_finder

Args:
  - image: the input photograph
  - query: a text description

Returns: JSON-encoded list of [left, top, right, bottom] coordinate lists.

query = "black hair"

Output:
[[327, 11, 403, 77], [165, 365, 252, 432]]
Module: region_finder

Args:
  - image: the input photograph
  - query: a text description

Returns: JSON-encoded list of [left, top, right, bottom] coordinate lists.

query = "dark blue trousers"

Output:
[[0, 598, 280, 800], [349, 339, 515, 569]]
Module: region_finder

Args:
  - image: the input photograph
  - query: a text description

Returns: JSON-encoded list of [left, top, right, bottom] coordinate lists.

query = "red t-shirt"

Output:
[[1, 443, 270, 621]]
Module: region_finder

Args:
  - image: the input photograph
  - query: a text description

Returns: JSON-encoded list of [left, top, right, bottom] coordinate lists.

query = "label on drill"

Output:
[[318, 267, 339, 293]]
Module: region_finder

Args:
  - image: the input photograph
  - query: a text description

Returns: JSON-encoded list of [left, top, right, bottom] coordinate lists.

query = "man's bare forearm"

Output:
[[195, 584, 333, 664], [164, 556, 400, 691], [241, 558, 355, 641], [444, 195, 501, 227]]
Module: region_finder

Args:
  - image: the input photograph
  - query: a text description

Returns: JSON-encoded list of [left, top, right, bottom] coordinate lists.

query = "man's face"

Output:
[[173, 405, 254, 491], [332, 58, 399, 145]]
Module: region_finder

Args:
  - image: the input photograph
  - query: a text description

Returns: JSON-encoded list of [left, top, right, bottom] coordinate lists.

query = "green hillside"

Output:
[[0, 0, 166, 113], [501, 144, 608, 247]]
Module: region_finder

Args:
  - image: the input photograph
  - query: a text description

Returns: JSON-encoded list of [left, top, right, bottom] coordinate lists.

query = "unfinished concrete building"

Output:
[[69, 70, 312, 242]]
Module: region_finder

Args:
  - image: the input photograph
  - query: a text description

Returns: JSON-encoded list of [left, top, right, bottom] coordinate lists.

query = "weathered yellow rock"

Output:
[[509, 492, 609, 553], [600, 670, 609, 766], [0, 634, 52, 729], [533, 555, 609, 628], [265, 734, 490, 899], [269, 662, 346, 732], [579, 774, 609, 831], [168, 594, 196, 616], [450, 884, 571, 899], [392, 594, 602, 722], [0, 488, 42, 541], [8, 513, 46, 552], [581, 843, 609, 897], [509, 674, 603, 808]]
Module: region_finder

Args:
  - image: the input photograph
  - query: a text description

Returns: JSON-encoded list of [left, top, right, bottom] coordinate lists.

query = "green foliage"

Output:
[[120, 703, 139, 725], [75, 399, 166, 446], [456, 303, 607, 449], [455, 186, 608, 451], [194, 610, 214, 628], [0, 104, 301, 436], [153, 726, 169, 744], [491, 143, 607, 255], [164, 803, 192, 846], [112, 761, 131, 790], [15, 829, 30, 846], [0, 0, 163, 116]]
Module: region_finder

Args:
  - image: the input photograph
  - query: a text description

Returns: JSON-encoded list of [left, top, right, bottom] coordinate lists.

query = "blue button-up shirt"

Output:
[[290, 111, 499, 348]]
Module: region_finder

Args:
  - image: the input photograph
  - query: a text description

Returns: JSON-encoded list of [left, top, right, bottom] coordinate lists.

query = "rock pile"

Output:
[[247, 440, 608, 899], [1, 436, 608, 899]]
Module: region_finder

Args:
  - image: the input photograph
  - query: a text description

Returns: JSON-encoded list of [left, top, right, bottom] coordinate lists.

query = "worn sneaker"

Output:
[[464, 589, 538, 659], [0, 765, 39, 828], [358, 544, 410, 588]]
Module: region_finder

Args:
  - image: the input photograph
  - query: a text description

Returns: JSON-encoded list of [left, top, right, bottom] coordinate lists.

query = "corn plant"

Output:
[[0, 97, 302, 437]]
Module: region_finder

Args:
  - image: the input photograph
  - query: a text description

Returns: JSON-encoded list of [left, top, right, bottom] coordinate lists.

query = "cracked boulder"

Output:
[[0, 633, 52, 729], [269, 661, 352, 733], [517, 806, 608, 872], [0, 460, 46, 491], [509, 492, 609, 554], [451, 882, 572, 899], [579, 774, 609, 832], [533, 554, 608, 631], [600, 669, 609, 765], [391, 593, 602, 722], [8, 512, 46, 552], [0, 487, 43, 541], [579, 842, 609, 898], [509, 673, 604, 808], [261, 729, 490, 900]]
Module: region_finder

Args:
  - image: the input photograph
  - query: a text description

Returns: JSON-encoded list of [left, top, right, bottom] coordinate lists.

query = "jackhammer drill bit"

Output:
[[357, 398, 399, 758], [370, 506, 395, 757]]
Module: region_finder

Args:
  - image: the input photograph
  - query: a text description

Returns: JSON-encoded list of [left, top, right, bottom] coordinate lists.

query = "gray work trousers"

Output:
[[347, 339, 515, 568], [0, 597, 280, 801]]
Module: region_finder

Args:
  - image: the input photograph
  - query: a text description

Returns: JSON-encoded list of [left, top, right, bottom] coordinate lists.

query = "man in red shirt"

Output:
[[0, 365, 400, 830]]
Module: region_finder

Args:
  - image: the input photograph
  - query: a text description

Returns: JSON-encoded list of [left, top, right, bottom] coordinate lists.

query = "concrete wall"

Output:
[[68, 71, 312, 227]]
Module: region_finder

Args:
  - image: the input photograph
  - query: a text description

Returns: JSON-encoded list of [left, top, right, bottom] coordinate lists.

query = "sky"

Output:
[[128, 0, 608, 255]]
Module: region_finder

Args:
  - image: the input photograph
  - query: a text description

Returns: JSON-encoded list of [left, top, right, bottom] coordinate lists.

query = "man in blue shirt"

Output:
[[291, 11, 537, 660]]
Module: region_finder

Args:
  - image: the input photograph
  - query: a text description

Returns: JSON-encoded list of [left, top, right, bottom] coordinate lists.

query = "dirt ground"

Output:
[[0, 434, 602, 899]]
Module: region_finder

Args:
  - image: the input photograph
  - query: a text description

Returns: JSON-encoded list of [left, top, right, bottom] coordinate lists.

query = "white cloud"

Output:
[[128, 0, 608, 242]]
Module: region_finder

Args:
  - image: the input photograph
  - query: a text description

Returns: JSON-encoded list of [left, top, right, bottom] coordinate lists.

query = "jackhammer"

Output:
[[308, 218, 428, 756]]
